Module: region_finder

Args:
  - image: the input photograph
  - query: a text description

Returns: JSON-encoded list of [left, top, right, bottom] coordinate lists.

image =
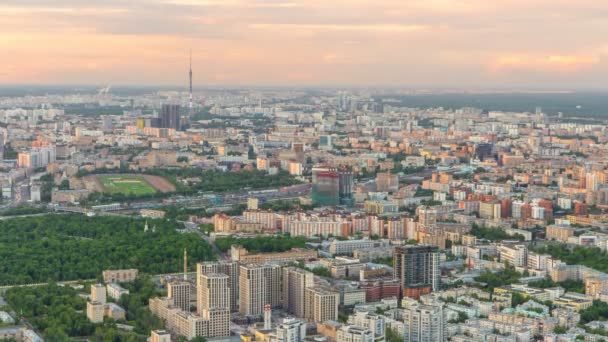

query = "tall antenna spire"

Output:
[[189, 49, 193, 117], [183, 248, 188, 281]]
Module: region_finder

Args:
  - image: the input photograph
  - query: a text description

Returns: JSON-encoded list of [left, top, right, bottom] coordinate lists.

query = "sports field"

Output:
[[98, 174, 158, 195]]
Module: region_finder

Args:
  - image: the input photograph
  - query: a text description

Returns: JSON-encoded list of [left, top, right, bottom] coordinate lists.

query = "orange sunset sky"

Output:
[[1, 0, 607, 88]]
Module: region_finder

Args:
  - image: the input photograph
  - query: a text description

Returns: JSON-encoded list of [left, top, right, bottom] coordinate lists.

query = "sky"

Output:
[[1, 0, 607, 89]]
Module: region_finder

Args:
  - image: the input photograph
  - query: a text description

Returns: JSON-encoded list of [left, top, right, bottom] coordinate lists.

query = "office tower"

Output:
[[102, 115, 113, 132], [312, 167, 339, 206], [338, 170, 354, 206], [168, 281, 191, 312], [239, 264, 282, 316], [198, 261, 239, 312], [304, 287, 339, 322], [91, 283, 107, 304], [403, 305, 445, 342], [150, 330, 171, 342], [160, 104, 181, 130], [474, 143, 493, 161], [282, 267, 314, 318], [276, 318, 307, 342], [319, 135, 333, 150], [393, 245, 440, 299], [312, 167, 354, 206], [337, 326, 374, 342], [311, 168, 340, 206], [198, 273, 230, 314]]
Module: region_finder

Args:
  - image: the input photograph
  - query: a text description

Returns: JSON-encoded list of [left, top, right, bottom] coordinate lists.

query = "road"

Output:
[[0, 212, 55, 220], [128, 186, 311, 210], [182, 221, 230, 261]]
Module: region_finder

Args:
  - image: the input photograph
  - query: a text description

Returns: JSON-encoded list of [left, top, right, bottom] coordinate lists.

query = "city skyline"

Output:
[[1, 0, 607, 89]]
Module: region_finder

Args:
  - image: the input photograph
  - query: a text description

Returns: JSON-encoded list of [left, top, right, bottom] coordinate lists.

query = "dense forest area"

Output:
[[470, 224, 525, 241], [0, 214, 216, 285]]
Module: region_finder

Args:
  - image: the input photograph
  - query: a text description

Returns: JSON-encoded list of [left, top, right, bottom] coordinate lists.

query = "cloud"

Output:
[[490, 54, 601, 73], [249, 23, 428, 33], [0, 0, 607, 87]]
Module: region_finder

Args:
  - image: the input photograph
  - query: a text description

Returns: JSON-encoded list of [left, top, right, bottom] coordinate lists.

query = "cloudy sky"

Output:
[[1, 0, 607, 88]]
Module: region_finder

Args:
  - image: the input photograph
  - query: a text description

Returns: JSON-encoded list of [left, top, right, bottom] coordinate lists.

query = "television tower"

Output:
[[189, 49, 193, 117]]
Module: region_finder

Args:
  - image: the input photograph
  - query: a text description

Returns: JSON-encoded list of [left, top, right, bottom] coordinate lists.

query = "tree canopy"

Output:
[[5, 277, 164, 341], [533, 243, 608, 274], [0, 214, 216, 285], [470, 224, 525, 241], [215, 235, 308, 253]]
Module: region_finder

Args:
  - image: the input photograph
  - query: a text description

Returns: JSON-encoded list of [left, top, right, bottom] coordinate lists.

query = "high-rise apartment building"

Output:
[[198, 261, 239, 312], [498, 244, 527, 267], [275, 318, 307, 342], [282, 267, 314, 318], [305, 287, 339, 322], [200, 307, 230, 337], [168, 281, 191, 312], [347, 311, 385, 342], [150, 278, 230, 339], [393, 245, 440, 299], [198, 273, 230, 314], [337, 326, 374, 342], [239, 264, 282, 316], [403, 305, 445, 342], [91, 283, 107, 304], [87, 301, 105, 323], [150, 330, 171, 342]]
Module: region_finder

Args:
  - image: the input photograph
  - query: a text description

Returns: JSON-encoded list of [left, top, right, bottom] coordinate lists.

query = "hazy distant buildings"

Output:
[[17, 145, 56, 169]]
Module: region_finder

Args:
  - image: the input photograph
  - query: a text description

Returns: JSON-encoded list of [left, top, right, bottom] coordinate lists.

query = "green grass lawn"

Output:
[[98, 175, 157, 195]]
